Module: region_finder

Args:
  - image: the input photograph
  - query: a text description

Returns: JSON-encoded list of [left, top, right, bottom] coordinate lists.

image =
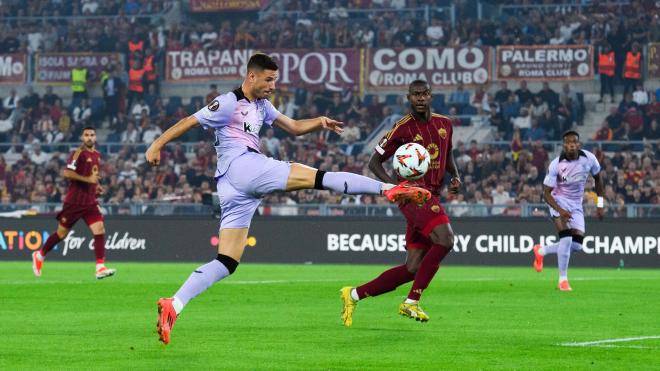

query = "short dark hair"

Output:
[[562, 130, 579, 140], [82, 126, 96, 132], [247, 53, 278, 72], [409, 80, 430, 91]]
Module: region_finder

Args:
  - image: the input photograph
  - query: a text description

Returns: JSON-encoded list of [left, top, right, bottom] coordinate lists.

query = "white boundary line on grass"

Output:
[[559, 336, 660, 349]]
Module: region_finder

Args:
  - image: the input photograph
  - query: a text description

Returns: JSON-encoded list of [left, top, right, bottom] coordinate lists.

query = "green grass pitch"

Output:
[[1, 262, 659, 370]]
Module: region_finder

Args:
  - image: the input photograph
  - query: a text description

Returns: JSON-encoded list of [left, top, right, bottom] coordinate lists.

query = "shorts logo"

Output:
[[431, 205, 440, 213], [438, 128, 447, 139], [208, 100, 220, 111]]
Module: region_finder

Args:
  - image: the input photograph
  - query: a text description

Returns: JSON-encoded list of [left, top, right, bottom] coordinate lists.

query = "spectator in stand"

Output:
[[494, 81, 512, 104], [514, 80, 534, 106], [72, 98, 92, 128], [260, 128, 280, 159], [618, 92, 639, 114], [537, 81, 559, 110], [426, 18, 444, 46], [447, 82, 470, 113], [632, 83, 649, 106], [2, 89, 20, 115], [278, 94, 298, 118], [593, 120, 614, 141], [42, 86, 59, 107], [131, 98, 150, 121], [206, 84, 219, 104]]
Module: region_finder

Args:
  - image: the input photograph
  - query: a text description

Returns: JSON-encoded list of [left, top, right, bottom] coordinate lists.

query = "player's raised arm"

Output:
[[593, 171, 605, 219], [145, 115, 200, 166], [273, 114, 344, 136]]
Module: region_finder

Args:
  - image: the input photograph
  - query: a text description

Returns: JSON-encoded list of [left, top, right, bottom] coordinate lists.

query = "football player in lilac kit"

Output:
[[145, 53, 431, 344], [533, 131, 605, 291]]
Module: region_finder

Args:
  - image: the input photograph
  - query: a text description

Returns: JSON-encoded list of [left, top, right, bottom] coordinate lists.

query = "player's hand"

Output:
[[558, 208, 572, 221], [596, 207, 605, 221], [87, 172, 100, 184], [96, 185, 105, 196], [145, 145, 161, 166], [449, 177, 461, 194], [320, 116, 344, 135]]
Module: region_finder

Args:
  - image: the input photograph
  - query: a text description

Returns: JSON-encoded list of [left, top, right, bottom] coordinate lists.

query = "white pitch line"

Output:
[[560, 336, 660, 347]]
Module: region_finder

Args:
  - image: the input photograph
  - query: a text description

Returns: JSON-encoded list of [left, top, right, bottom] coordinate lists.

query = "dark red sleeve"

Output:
[[375, 125, 410, 161]]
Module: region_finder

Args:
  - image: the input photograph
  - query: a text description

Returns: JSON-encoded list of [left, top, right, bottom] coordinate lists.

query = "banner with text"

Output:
[[0, 53, 27, 84], [190, 0, 266, 12], [648, 43, 660, 79], [366, 47, 491, 90], [496, 45, 594, 80], [1, 217, 658, 267], [165, 49, 361, 92], [35, 53, 121, 84]]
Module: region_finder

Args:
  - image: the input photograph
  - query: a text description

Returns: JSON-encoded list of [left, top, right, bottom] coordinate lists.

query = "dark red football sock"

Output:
[[355, 264, 415, 299], [40, 232, 63, 257], [407, 244, 451, 301], [93, 234, 105, 264]]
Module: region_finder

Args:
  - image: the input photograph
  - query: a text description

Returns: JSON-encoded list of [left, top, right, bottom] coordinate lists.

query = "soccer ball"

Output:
[[392, 143, 431, 180]]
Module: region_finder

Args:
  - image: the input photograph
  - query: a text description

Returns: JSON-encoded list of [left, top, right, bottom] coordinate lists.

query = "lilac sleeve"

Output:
[[193, 93, 236, 130], [262, 99, 282, 126], [543, 159, 558, 188]]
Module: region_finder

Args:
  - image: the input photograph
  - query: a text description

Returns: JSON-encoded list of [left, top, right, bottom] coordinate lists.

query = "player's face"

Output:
[[81, 130, 96, 148], [407, 85, 432, 114], [562, 134, 580, 159], [250, 69, 278, 99]]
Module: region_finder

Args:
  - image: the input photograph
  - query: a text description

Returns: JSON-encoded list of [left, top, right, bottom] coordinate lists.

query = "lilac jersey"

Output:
[[193, 88, 281, 178], [543, 149, 601, 202]]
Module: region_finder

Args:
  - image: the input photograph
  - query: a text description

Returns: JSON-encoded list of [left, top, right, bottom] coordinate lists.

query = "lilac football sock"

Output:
[[173, 259, 230, 313], [322, 172, 383, 195]]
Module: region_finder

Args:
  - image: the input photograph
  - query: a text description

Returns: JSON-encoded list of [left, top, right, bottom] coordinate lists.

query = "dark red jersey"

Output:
[[375, 113, 455, 194], [63, 147, 101, 205]]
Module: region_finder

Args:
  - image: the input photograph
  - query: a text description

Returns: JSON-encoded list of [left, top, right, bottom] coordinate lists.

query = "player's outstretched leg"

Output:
[[400, 244, 451, 322], [287, 165, 431, 205], [340, 265, 415, 327], [157, 255, 237, 344]]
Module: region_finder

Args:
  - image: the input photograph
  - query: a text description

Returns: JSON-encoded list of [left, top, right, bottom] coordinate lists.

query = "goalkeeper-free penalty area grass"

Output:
[[1, 262, 659, 370]]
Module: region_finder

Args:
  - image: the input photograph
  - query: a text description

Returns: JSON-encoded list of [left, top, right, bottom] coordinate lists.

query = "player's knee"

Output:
[[216, 253, 239, 274], [572, 234, 584, 244], [56, 228, 69, 239], [405, 261, 420, 274], [431, 231, 454, 248]]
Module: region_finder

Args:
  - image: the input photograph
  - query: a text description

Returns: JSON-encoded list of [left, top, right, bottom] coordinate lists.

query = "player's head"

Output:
[[407, 80, 432, 114], [562, 130, 580, 159], [81, 127, 96, 148], [245, 53, 278, 99]]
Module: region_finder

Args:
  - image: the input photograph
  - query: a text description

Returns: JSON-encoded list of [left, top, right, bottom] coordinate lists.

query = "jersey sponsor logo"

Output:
[[207, 100, 220, 111], [438, 128, 447, 139], [243, 122, 254, 133], [427, 143, 439, 160], [413, 134, 423, 142]]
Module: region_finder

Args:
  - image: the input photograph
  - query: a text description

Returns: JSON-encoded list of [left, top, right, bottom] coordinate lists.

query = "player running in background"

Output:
[[340, 80, 461, 326], [145, 54, 430, 344], [31, 127, 116, 279], [533, 131, 604, 291]]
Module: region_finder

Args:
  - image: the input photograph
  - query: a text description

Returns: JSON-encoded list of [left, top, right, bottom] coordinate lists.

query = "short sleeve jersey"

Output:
[[375, 113, 455, 193], [193, 87, 281, 178], [63, 147, 101, 205], [543, 149, 601, 202]]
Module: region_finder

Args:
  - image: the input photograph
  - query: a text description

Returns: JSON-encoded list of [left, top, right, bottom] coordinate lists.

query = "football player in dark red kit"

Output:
[[341, 80, 461, 325], [31, 127, 116, 279]]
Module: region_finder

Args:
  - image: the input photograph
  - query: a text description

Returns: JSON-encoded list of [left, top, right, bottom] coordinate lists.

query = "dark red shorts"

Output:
[[399, 194, 450, 250], [56, 203, 104, 229]]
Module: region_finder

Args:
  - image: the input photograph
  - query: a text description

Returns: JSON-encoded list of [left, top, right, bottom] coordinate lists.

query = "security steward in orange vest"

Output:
[[623, 42, 642, 96], [127, 60, 146, 112], [598, 43, 616, 103]]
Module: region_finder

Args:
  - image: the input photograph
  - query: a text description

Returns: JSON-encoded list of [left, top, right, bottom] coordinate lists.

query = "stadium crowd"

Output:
[[0, 0, 658, 216]]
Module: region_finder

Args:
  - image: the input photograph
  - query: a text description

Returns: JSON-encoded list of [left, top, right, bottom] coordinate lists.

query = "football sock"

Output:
[[40, 232, 63, 257], [539, 243, 558, 255], [173, 255, 238, 314], [321, 171, 384, 195], [350, 288, 359, 301], [93, 234, 105, 262], [557, 235, 573, 281], [407, 244, 451, 301], [355, 264, 415, 299], [404, 298, 417, 304]]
